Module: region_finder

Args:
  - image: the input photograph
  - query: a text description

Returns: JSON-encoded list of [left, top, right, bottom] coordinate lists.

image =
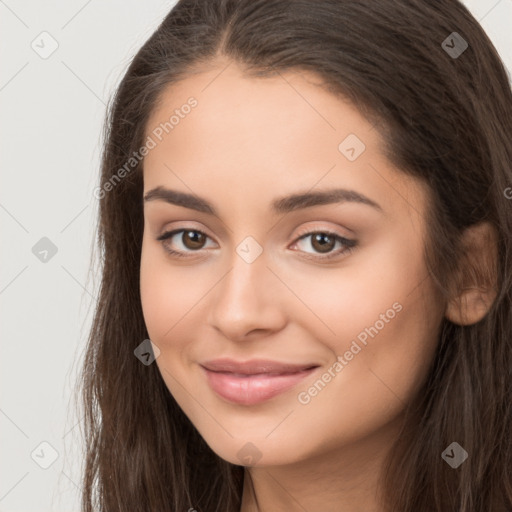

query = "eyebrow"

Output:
[[143, 186, 383, 215]]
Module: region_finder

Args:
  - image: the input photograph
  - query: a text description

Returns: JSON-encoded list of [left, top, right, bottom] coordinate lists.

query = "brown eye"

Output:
[[156, 228, 215, 257], [292, 230, 357, 261], [310, 233, 336, 253], [181, 230, 207, 250]]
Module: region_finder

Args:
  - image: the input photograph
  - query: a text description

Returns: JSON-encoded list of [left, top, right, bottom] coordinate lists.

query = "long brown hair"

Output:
[[76, 1, 512, 510]]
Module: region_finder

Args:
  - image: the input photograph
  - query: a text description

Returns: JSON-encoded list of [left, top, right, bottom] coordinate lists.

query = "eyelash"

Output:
[[156, 227, 357, 261]]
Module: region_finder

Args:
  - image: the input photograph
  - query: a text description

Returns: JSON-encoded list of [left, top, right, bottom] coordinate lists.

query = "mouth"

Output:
[[200, 359, 320, 405]]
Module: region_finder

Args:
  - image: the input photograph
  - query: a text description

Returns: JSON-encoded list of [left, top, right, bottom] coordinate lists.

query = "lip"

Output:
[[200, 358, 320, 405], [201, 358, 318, 375]]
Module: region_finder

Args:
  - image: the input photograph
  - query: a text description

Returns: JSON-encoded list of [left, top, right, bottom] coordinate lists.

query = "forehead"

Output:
[[142, 61, 427, 222], [145, 62, 376, 151]]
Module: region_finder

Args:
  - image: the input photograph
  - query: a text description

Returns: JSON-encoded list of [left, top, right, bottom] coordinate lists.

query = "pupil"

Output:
[[180, 231, 337, 253], [185, 231, 204, 249], [313, 233, 334, 253]]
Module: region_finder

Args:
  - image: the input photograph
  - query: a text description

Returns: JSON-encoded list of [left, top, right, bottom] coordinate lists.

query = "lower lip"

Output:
[[201, 366, 318, 405]]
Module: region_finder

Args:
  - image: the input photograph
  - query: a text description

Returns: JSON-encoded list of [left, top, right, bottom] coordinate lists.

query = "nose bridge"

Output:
[[220, 231, 268, 297], [208, 238, 284, 338], [217, 241, 269, 312]]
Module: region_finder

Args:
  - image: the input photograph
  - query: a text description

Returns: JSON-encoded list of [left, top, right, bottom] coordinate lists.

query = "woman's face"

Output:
[[140, 60, 445, 467]]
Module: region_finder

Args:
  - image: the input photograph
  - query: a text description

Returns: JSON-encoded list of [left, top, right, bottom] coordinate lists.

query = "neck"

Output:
[[239, 413, 404, 512]]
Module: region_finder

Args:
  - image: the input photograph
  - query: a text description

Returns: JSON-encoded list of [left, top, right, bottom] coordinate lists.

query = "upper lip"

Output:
[[201, 358, 319, 375]]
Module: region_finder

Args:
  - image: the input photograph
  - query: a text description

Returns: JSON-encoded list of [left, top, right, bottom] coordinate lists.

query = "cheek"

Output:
[[310, 284, 441, 451], [139, 240, 221, 400], [140, 249, 175, 341], [355, 277, 439, 402], [286, 230, 440, 396], [276, 230, 429, 342], [139, 244, 201, 401], [281, 262, 441, 452], [140, 240, 202, 342], [137, 221, 443, 464]]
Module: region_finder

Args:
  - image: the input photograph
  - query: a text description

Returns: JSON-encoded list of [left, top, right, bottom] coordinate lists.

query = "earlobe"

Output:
[[445, 286, 496, 325], [444, 222, 498, 326]]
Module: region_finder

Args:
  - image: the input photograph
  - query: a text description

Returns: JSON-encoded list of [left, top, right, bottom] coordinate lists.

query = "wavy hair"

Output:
[[77, 0, 512, 510]]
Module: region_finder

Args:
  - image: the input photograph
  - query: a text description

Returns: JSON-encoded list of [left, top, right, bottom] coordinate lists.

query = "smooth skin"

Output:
[[139, 58, 495, 512]]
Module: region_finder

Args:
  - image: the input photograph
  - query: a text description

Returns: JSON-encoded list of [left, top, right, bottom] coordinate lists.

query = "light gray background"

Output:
[[1, 1, 511, 510]]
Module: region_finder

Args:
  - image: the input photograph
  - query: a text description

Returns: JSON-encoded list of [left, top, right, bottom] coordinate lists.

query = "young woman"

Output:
[[77, 0, 512, 510]]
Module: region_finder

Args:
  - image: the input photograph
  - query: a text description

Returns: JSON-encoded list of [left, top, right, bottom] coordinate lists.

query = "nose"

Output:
[[207, 249, 287, 342]]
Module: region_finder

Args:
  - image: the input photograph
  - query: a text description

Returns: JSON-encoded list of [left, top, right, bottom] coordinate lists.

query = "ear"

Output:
[[444, 221, 499, 326]]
